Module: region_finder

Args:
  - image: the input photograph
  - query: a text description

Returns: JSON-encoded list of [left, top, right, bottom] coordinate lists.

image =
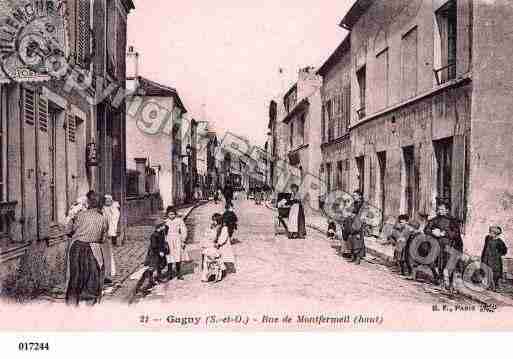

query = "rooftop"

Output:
[[339, 0, 374, 30], [134, 76, 187, 113], [317, 34, 351, 77]]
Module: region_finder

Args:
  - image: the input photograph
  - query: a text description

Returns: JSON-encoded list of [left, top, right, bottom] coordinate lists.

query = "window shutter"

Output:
[[38, 96, 49, 132], [67, 113, 76, 143], [77, 0, 91, 66], [23, 88, 36, 126]]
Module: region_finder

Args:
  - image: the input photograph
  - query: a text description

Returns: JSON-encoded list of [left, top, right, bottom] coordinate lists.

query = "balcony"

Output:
[[434, 63, 456, 86]]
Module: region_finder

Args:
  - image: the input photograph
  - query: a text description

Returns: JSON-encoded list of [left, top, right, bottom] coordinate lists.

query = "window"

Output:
[[327, 100, 334, 142], [356, 66, 366, 119], [343, 85, 351, 133], [434, 1, 457, 84], [375, 48, 389, 110], [290, 121, 294, 148], [434, 137, 453, 204], [299, 114, 305, 145], [321, 104, 326, 143], [402, 27, 418, 99]]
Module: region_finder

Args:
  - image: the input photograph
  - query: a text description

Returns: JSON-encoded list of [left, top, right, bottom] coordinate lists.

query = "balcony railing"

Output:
[[433, 63, 456, 86], [357, 107, 366, 120]]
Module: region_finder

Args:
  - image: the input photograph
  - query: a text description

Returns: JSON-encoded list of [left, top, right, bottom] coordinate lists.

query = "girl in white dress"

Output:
[[164, 206, 189, 280]]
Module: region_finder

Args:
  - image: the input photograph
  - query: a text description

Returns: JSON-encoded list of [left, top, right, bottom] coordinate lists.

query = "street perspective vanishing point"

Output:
[[0, 0, 513, 331]]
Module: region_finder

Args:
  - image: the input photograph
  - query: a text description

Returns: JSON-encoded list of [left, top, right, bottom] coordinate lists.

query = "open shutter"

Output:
[[22, 88, 38, 241], [67, 112, 78, 204], [37, 95, 50, 239], [77, 0, 91, 67], [38, 96, 48, 132], [24, 88, 36, 125]]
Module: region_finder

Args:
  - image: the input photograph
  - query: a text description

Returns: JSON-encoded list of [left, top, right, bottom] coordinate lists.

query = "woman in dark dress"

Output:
[[65, 192, 109, 306], [481, 225, 508, 291]]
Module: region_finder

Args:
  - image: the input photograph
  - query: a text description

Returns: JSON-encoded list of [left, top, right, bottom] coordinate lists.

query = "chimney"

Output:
[[297, 66, 322, 99], [127, 45, 139, 79]]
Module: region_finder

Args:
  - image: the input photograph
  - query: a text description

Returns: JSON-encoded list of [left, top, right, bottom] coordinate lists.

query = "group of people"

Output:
[[134, 201, 239, 295], [384, 199, 508, 292], [326, 190, 365, 264], [64, 191, 120, 306]]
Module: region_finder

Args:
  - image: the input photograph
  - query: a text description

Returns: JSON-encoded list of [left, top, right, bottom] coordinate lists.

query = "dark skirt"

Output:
[[65, 241, 104, 306]]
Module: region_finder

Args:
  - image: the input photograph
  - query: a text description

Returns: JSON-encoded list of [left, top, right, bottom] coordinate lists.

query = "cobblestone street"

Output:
[[112, 198, 478, 310]]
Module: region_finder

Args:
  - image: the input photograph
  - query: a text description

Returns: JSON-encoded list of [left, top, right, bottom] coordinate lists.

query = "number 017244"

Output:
[[18, 342, 50, 351]]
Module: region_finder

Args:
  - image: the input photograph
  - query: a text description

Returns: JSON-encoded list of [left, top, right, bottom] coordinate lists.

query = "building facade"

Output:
[[273, 67, 324, 211], [340, 0, 513, 254], [317, 35, 352, 204], [0, 0, 134, 272], [126, 48, 187, 209]]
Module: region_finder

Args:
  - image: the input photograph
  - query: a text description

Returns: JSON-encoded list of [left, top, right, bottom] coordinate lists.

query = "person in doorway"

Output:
[[424, 199, 463, 291], [102, 194, 120, 286], [65, 192, 109, 306], [165, 206, 189, 280], [286, 184, 306, 239], [481, 225, 508, 291]]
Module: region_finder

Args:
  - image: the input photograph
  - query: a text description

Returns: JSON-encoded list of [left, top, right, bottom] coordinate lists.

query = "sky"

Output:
[[128, 0, 353, 147]]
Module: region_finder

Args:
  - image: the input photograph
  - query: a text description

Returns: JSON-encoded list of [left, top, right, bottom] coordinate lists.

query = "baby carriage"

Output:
[[274, 192, 292, 236]]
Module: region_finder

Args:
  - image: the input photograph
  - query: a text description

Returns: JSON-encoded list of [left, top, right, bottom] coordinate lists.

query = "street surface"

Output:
[[114, 198, 477, 309]]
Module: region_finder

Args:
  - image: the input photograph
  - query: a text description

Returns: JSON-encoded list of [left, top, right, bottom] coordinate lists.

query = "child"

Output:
[[388, 214, 412, 273], [402, 220, 422, 277], [134, 223, 169, 295], [201, 214, 225, 282], [327, 221, 336, 240], [481, 225, 508, 291]]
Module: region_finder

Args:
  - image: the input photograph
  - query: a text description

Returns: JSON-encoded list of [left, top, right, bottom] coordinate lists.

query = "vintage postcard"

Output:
[[0, 0, 513, 334]]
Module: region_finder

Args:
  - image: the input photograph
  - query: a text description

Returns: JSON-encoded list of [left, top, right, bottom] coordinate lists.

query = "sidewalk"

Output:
[[265, 201, 513, 307], [105, 200, 209, 298], [45, 200, 209, 302]]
